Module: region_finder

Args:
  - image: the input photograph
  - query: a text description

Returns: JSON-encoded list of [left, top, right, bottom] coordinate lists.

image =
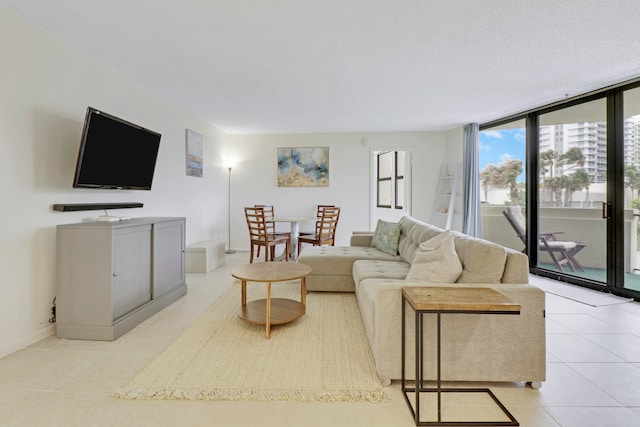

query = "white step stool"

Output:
[[185, 240, 225, 273]]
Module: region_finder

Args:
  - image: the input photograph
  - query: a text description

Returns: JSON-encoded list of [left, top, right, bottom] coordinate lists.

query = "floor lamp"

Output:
[[225, 165, 236, 254]]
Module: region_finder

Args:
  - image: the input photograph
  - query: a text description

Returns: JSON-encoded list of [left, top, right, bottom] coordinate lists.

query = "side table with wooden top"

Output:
[[231, 262, 312, 338], [401, 286, 521, 426]]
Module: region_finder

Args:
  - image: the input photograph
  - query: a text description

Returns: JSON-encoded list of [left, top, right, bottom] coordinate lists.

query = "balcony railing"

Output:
[[481, 205, 638, 273]]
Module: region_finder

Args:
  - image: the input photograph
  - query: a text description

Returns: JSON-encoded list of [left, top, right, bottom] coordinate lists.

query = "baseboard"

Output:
[[0, 325, 56, 359]]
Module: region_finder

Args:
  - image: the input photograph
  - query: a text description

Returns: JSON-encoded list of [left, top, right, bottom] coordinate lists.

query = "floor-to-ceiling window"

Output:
[[536, 99, 608, 285], [478, 120, 527, 252], [480, 78, 640, 300], [623, 86, 640, 293]]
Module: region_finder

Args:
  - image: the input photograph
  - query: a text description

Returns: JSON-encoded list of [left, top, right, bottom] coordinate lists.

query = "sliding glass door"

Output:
[[479, 81, 640, 300], [478, 120, 527, 253], [623, 86, 640, 293], [536, 99, 608, 286]]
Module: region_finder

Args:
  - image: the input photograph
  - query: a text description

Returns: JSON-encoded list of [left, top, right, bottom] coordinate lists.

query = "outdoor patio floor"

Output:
[[540, 264, 640, 293]]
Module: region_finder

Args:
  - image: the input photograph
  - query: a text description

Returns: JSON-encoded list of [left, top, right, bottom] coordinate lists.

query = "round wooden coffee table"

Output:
[[231, 262, 312, 338]]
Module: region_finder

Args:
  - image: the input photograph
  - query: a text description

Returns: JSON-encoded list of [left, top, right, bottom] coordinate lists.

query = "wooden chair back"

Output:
[[318, 206, 340, 243], [245, 206, 269, 246], [244, 206, 290, 262], [314, 205, 335, 234], [298, 206, 340, 253], [254, 204, 275, 234], [316, 204, 335, 216]]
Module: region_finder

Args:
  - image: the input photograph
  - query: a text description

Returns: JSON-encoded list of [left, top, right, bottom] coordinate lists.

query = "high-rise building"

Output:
[[625, 117, 640, 169], [538, 119, 640, 182]]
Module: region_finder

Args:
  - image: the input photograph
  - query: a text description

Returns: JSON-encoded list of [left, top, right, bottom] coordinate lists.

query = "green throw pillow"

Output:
[[371, 219, 402, 255]]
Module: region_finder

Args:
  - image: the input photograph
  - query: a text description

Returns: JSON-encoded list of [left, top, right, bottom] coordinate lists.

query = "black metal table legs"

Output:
[[401, 299, 519, 426]]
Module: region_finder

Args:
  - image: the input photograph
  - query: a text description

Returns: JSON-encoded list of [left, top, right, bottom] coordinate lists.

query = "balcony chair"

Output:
[[298, 206, 340, 253], [503, 206, 585, 272], [244, 206, 290, 263]]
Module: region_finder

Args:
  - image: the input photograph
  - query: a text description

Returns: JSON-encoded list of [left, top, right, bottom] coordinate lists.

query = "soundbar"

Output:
[[52, 203, 144, 212]]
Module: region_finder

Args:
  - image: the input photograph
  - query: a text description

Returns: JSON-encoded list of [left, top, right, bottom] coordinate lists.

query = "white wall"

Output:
[[0, 6, 460, 357], [444, 127, 465, 231], [0, 8, 227, 357], [226, 132, 447, 250]]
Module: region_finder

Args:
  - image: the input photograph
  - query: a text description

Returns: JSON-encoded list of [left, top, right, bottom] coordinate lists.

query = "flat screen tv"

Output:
[[73, 107, 161, 190]]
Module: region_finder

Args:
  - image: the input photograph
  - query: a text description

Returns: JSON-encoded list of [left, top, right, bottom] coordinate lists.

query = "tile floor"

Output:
[[1, 253, 640, 426]]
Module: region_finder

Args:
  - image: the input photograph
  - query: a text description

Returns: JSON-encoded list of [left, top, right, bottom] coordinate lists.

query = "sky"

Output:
[[479, 128, 526, 182]]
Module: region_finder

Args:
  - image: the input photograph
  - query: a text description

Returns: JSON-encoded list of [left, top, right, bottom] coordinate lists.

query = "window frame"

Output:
[[376, 151, 404, 209], [376, 151, 393, 208], [480, 76, 640, 301], [394, 151, 404, 209]]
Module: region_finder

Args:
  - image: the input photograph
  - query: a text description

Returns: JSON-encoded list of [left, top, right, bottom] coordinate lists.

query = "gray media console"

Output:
[[56, 217, 187, 340]]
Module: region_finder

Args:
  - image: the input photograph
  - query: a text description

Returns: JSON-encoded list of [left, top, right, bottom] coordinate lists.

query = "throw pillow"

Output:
[[371, 219, 402, 256], [405, 230, 463, 283]]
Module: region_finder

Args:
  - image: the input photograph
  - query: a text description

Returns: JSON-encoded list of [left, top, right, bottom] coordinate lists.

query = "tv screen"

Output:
[[73, 107, 161, 190]]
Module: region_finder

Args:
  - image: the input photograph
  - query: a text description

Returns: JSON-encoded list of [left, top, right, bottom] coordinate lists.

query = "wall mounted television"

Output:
[[73, 107, 161, 190]]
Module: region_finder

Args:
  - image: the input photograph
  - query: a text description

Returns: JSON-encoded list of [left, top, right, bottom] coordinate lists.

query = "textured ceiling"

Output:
[[3, 0, 640, 134]]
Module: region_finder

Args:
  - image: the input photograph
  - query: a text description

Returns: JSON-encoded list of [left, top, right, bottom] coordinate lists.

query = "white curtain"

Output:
[[462, 123, 483, 238]]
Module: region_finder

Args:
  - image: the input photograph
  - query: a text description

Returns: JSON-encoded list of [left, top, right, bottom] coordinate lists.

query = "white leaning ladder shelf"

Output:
[[432, 163, 461, 230]]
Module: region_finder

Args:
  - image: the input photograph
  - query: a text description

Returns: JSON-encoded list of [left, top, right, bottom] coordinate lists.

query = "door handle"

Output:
[[602, 202, 611, 219]]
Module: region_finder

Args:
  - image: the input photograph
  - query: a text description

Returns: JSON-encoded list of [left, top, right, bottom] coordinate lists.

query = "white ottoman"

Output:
[[185, 240, 225, 273]]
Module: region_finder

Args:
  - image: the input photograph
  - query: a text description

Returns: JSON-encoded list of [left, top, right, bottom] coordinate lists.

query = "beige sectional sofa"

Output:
[[297, 215, 546, 387]]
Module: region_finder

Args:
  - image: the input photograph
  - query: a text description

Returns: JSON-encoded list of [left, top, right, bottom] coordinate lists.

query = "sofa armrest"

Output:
[[351, 232, 374, 247], [372, 281, 546, 383]]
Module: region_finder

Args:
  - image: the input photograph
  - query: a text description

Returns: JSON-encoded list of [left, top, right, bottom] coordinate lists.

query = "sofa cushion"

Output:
[[353, 260, 410, 291], [397, 216, 444, 263], [453, 234, 508, 283], [406, 230, 462, 283], [371, 219, 402, 255], [298, 245, 399, 277]]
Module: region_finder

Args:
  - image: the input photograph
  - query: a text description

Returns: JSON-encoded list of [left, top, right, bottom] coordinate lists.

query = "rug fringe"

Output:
[[112, 288, 389, 404], [113, 387, 389, 403]]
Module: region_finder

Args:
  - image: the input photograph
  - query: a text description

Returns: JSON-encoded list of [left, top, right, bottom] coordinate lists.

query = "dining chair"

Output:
[[254, 205, 280, 258], [298, 206, 340, 254], [244, 206, 290, 263], [300, 205, 336, 236], [503, 206, 585, 272], [254, 204, 275, 222]]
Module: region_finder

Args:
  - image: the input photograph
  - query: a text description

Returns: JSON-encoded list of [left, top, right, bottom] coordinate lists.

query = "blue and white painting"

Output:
[[277, 147, 329, 187]]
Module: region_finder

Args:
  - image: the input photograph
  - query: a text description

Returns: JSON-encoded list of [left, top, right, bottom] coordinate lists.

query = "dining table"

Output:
[[272, 215, 316, 260]]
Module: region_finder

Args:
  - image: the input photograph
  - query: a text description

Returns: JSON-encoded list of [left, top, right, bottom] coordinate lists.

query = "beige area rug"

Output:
[[114, 281, 388, 402]]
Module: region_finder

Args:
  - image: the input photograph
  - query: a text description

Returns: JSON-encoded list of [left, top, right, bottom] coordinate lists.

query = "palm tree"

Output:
[[540, 150, 557, 201], [480, 164, 501, 202], [545, 176, 564, 206], [625, 164, 640, 204], [543, 148, 587, 207], [558, 147, 585, 172], [501, 159, 523, 204], [563, 168, 590, 207], [480, 159, 523, 205]]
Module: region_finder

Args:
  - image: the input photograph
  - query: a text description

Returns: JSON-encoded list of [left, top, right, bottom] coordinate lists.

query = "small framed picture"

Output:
[[186, 129, 203, 177]]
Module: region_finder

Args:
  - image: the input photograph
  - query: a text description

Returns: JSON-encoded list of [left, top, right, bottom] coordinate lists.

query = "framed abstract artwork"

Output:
[[185, 129, 203, 177], [277, 147, 329, 187]]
